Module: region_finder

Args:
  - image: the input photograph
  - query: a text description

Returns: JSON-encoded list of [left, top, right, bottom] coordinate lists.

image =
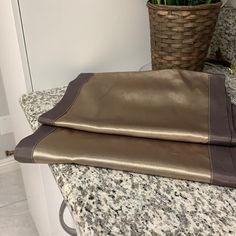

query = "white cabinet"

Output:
[[21, 164, 75, 236]]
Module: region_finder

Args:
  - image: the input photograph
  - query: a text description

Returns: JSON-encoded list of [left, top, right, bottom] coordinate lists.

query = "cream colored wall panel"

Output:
[[18, 0, 151, 90]]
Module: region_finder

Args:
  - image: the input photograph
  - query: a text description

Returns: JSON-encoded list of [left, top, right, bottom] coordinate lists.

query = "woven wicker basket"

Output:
[[147, 1, 222, 71]]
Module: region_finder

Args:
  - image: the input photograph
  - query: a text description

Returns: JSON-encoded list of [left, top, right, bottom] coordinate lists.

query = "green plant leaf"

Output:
[[176, 0, 187, 6], [167, 0, 176, 4]]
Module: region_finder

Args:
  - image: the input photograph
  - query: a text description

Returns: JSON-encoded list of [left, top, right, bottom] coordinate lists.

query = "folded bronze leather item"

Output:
[[39, 70, 236, 145], [14, 70, 236, 188]]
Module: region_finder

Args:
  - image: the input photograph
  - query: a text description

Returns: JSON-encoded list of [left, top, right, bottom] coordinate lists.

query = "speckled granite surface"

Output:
[[20, 66, 236, 236], [208, 6, 236, 63]]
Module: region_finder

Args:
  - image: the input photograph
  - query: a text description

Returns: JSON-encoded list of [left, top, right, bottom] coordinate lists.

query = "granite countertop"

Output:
[[20, 65, 236, 236], [209, 6, 236, 64]]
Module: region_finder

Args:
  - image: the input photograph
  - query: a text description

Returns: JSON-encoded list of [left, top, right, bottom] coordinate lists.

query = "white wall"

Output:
[[0, 70, 15, 160], [0, 1, 31, 143], [18, 0, 151, 90], [0, 71, 10, 116]]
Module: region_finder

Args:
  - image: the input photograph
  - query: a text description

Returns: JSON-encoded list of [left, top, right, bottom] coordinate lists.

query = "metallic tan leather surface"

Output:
[[55, 70, 209, 143], [33, 128, 211, 183]]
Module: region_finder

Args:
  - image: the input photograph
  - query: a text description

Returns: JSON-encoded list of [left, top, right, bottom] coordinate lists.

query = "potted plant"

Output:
[[147, 0, 222, 71]]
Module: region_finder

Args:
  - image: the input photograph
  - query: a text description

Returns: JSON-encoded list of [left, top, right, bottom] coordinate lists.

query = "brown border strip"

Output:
[[226, 97, 236, 145], [210, 145, 236, 188], [208, 73, 231, 145], [39, 73, 93, 125], [14, 125, 56, 163]]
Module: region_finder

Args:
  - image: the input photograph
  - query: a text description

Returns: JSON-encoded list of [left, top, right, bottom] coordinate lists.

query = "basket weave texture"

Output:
[[147, 1, 222, 71]]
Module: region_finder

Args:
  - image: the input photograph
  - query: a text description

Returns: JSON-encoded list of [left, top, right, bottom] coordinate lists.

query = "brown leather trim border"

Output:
[[208, 73, 231, 145], [14, 125, 56, 163], [209, 73, 236, 187], [210, 145, 236, 188], [226, 96, 236, 145], [39, 73, 93, 125]]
